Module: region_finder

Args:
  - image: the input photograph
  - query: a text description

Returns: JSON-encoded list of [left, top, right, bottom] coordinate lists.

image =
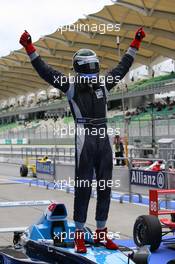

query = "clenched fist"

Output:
[[130, 27, 146, 49], [19, 31, 36, 55]]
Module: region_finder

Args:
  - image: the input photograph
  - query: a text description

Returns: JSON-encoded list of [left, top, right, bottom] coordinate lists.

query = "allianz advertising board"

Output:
[[130, 169, 166, 189]]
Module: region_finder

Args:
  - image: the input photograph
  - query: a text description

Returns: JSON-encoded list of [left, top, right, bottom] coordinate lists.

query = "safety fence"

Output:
[[0, 146, 75, 165], [2, 145, 175, 164], [130, 147, 175, 161], [120, 157, 175, 207]]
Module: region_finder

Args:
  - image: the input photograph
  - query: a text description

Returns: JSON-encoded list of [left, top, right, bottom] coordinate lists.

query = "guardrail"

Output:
[[2, 145, 175, 168], [0, 146, 75, 165], [127, 157, 175, 208], [1, 145, 175, 161]]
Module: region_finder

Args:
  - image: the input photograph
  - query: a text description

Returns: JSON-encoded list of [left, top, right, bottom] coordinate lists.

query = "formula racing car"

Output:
[[0, 203, 150, 264], [133, 189, 175, 252]]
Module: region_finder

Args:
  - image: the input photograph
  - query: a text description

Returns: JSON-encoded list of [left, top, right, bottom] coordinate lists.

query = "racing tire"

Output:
[[133, 215, 162, 252], [20, 164, 28, 177]]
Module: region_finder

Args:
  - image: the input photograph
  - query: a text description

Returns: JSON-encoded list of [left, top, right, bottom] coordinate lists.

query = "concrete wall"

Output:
[[54, 164, 130, 192], [0, 162, 155, 197], [54, 163, 158, 196]]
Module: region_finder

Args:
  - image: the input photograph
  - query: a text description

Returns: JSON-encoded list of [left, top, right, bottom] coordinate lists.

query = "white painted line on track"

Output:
[[0, 227, 27, 233], [0, 200, 51, 207]]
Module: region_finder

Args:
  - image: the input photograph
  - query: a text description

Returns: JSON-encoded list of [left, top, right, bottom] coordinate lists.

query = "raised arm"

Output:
[[19, 31, 69, 93], [105, 28, 145, 91]]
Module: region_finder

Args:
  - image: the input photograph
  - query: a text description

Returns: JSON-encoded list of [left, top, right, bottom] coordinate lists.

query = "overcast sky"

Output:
[[0, 0, 113, 57]]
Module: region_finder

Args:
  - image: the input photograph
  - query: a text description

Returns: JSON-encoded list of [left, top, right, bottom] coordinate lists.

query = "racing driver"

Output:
[[19, 27, 145, 253]]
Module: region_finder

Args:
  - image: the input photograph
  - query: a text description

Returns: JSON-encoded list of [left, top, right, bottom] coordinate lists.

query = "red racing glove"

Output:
[[19, 31, 36, 55], [130, 27, 145, 50]]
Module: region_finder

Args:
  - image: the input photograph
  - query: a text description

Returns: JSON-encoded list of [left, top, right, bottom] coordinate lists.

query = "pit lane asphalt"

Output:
[[0, 163, 148, 246]]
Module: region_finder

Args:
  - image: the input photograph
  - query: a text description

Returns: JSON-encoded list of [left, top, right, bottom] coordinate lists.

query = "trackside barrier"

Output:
[[54, 157, 130, 199], [29, 178, 48, 187], [57, 157, 167, 203], [29, 156, 56, 188], [26, 156, 175, 210], [2, 147, 175, 206], [28, 156, 168, 205], [127, 157, 175, 208], [119, 157, 168, 204], [28, 156, 131, 200], [118, 158, 143, 204], [129, 157, 167, 194], [29, 155, 73, 189], [28, 152, 74, 189]]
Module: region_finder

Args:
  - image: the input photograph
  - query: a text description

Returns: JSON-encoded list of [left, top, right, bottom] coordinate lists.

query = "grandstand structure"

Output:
[[0, 0, 175, 145]]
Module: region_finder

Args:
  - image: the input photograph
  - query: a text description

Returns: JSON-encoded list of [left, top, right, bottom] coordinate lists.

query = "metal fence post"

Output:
[[128, 158, 132, 203], [168, 118, 170, 136]]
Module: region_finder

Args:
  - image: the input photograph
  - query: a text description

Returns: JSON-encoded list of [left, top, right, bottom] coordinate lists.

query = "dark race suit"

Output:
[[30, 48, 135, 223]]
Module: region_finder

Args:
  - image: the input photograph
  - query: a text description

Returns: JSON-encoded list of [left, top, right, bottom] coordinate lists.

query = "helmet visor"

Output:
[[73, 59, 99, 74]]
